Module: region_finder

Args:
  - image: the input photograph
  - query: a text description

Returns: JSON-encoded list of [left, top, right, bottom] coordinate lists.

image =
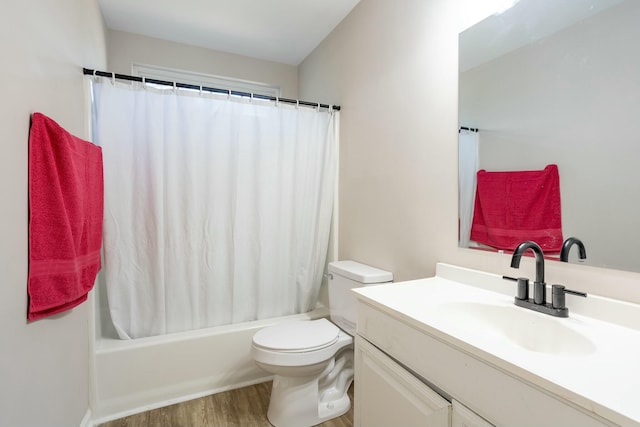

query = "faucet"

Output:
[[560, 237, 587, 262], [506, 240, 587, 317], [510, 240, 546, 304]]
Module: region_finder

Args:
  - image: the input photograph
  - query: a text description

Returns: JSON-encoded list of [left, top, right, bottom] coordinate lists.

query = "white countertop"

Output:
[[353, 263, 640, 426]]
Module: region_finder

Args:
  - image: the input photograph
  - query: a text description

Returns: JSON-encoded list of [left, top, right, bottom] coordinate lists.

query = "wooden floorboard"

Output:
[[98, 381, 354, 427]]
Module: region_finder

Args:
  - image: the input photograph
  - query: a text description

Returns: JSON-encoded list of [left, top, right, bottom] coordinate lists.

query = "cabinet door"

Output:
[[452, 400, 495, 427], [355, 336, 451, 427]]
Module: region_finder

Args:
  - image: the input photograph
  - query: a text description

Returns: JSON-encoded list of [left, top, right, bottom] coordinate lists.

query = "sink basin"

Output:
[[432, 302, 596, 356]]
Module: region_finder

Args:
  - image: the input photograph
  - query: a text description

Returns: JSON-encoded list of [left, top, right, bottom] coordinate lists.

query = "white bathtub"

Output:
[[90, 302, 329, 424]]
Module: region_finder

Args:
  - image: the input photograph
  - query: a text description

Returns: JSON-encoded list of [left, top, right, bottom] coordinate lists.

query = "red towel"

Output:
[[28, 112, 104, 321], [470, 164, 563, 252]]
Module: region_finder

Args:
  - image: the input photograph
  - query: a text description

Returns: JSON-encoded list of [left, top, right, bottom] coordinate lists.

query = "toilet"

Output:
[[251, 260, 393, 427]]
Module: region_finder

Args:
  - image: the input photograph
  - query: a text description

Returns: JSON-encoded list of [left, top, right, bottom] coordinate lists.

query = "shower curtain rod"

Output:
[[459, 126, 478, 132], [83, 68, 341, 111]]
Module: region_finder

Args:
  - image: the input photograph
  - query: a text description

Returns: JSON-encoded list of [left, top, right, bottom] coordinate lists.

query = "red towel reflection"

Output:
[[470, 164, 563, 252]]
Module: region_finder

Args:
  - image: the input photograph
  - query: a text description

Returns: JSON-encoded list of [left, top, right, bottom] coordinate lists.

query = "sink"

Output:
[[432, 302, 596, 356]]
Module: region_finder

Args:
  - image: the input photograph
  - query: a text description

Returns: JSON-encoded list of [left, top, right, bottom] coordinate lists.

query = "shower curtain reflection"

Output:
[[458, 129, 479, 248], [91, 79, 338, 339]]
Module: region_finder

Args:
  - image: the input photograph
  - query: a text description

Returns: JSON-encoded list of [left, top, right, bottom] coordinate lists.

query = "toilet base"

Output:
[[266, 348, 353, 427]]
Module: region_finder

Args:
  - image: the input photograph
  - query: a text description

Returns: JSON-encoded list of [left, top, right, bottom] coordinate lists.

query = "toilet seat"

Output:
[[251, 319, 352, 367], [253, 318, 339, 352]]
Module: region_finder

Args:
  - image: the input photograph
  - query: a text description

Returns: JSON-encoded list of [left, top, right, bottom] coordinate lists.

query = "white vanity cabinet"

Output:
[[354, 336, 451, 427], [452, 400, 495, 427], [354, 299, 615, 427]]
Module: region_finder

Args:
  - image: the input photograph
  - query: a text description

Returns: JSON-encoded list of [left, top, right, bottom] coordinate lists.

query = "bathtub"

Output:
[[90, 297, 329, 423]]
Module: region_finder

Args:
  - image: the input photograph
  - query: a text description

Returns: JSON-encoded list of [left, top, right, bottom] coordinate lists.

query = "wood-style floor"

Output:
[[98, 381, 354, 427]]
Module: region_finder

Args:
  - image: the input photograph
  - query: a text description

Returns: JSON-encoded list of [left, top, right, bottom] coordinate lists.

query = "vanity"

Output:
[[352, 263, 640, 427]]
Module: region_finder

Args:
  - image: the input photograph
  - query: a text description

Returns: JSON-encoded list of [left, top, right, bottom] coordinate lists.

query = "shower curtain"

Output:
[[91, 79, 338, 339], [458, 129, 479, 248]]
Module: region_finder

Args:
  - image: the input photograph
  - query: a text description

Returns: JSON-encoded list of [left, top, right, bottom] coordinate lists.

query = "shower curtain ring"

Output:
[[111, 72, 115, 85]]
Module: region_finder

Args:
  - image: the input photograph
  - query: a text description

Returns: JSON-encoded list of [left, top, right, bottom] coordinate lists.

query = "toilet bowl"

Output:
[[251, 260, 393, 427], [252, 318, 354, 427]]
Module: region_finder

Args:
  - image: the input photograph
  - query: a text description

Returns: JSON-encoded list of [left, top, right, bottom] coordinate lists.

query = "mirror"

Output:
[[458, 0, 640, 273]]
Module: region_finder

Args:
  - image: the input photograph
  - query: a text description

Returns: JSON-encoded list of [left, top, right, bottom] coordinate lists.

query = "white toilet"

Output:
[[251, 260, 393, 427]]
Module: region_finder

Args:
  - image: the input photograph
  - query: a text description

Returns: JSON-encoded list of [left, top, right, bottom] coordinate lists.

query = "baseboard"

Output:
[[80, 408, 93, 427]]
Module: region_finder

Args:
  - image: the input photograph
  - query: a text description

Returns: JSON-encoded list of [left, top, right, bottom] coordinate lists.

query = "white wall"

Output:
[[0, 1, 107, 426], [299, 0, 459, 282], [299, 0, 640, 304], [107, 30, 299, 99], [460, 1, 640, 272]]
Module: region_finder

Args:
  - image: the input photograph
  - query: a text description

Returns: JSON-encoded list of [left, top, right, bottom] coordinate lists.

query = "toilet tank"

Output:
[[327, 260, 393, 335]]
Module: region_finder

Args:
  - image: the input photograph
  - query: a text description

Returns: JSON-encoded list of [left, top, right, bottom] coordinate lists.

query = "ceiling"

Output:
[[97, 0, 360, 66], [459, 0, 624, 72]]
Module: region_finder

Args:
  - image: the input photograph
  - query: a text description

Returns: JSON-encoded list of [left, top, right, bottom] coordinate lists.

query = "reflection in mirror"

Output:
[[458, 0, 640, 273]]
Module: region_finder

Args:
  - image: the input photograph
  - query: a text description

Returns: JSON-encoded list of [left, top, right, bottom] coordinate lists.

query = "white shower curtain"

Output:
[[92, 79, 338, 339], [458, 129, 479, 248]]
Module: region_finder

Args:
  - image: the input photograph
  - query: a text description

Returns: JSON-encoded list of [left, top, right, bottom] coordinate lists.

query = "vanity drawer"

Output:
[[355, 335, 450, 427], [452, 399, 495, 427]]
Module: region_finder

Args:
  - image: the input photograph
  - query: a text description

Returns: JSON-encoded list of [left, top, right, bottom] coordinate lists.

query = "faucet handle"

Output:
[[503, 275, 529, 300], [551, 285, 587, 309]]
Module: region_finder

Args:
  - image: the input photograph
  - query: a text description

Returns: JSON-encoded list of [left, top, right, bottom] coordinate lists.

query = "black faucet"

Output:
[[510, 240, 546, 304], [560, 237, 587, 262], [506, 240, 587, 317]]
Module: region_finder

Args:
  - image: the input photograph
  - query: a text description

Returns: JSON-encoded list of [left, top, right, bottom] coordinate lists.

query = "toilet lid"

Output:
[[252, 318, 339, 352]]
